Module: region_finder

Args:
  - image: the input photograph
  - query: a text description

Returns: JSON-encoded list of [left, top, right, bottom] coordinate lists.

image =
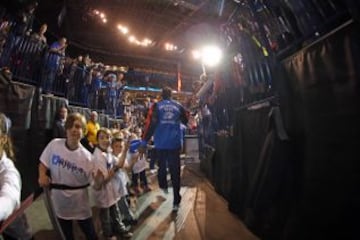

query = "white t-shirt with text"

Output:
[[0, 152, 21, 221], [92, 148, 121, 208], [39, 138, 94, 220]]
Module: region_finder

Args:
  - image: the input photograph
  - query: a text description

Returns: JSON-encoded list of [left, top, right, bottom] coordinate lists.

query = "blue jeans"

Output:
[[118, 197, 136, 221], [131, 170, 148, 187], [99, 203, 127, 237], [43, 68, 56, 92], [157, 149, 181, 205]]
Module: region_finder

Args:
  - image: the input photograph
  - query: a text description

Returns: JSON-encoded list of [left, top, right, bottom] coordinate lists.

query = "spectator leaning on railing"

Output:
[[42, 37, 67, 93]]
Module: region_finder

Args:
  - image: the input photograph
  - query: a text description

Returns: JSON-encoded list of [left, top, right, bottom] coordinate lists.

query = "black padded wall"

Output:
[[280, 21, 360, 239]]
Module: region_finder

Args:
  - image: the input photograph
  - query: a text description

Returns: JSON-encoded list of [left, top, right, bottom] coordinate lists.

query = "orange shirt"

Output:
[[86, 121, 100, 145]]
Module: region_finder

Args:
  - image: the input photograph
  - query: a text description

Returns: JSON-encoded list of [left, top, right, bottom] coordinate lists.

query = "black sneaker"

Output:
[[123, 218, 138, 226], [161, 188, 169, 194]]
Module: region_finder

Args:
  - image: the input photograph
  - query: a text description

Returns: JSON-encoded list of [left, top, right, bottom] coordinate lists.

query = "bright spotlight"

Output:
[[118, 25, 128, 34], [191, 50, 201, 60], [201, 45, 222, 67], [122, 27, 128, 34], [164, 43, 170, 50], [128, 36, 136, 43], [144, 38, 151, 44]]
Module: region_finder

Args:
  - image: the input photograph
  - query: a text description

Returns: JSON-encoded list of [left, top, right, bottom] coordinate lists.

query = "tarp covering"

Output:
[[229, 105, 271, 217], [0, 73, 35, 129], [199, 144, 215, 182], [217, 20, 360, 240], [213, 135, 234, 201], [278, 20, 360, 239], [227, 104, 295, 240], [0, 76, 37, 198]]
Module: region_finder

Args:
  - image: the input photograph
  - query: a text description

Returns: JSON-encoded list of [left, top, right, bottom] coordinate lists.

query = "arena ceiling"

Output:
[[34, 0, 238, 77]]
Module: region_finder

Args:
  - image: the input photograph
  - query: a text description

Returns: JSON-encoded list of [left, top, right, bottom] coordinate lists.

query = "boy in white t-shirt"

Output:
[[111, 133, 138, 226], [91, 128, 132, 239], [128, 134, 151, 195], [38, 113, 98, 240]]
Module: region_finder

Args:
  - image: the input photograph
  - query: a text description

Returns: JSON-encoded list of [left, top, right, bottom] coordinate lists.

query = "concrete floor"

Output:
[[22, 162, 259, 240]]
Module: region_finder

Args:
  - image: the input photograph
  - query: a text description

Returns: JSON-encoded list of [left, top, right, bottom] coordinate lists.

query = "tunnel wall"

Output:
[[203, 20, 360, 239], [278, 20, 360, 239]]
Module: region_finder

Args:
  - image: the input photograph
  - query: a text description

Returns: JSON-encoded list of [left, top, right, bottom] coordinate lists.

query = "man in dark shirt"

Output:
[[52, 105, 68, 138]]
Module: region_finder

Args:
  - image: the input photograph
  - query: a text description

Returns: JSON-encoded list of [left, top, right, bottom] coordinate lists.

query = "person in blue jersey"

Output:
[[142, 86, 188, 212]]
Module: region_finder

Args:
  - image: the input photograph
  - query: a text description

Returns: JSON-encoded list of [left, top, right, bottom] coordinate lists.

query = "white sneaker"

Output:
[[162, 188, 169, 194], [172, 204, 179, 212], [150, 169, 157, 174]]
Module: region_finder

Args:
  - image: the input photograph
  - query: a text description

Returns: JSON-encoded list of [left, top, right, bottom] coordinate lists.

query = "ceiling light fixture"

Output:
[[165, 42, 178, 51], [192, 45, 222, 76], [117, 24, 129, 34], [201, 45, 222, 67], [128, 36, 136, 43]]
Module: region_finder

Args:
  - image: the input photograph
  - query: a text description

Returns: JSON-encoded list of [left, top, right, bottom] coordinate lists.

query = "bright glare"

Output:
[[102, 18, 107, 23], [117, 25, 129, 34], [128, 36, 136, 43], [143, 38, 152, 44], [201, 46, 222, 67], [100, 13, 105, 18], [122, 27, 128, 34], [192, 50, 201, 60], [140, 38, 152, 47], [165, 42, 177, 51]]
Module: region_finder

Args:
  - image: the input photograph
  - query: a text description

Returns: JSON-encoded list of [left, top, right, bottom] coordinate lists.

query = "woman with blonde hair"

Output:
[[0, 112, 20, 222], [0, 113, 33, 239]]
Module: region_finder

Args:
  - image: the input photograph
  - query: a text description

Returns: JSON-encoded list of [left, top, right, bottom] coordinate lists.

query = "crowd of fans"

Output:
[[0, 85, 193, 238], [0, 2, 199, 239], [0, 2, 183, 119]]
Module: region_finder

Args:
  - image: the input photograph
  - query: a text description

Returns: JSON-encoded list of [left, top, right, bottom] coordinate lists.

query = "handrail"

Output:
[[0, 188, 43, 234]]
